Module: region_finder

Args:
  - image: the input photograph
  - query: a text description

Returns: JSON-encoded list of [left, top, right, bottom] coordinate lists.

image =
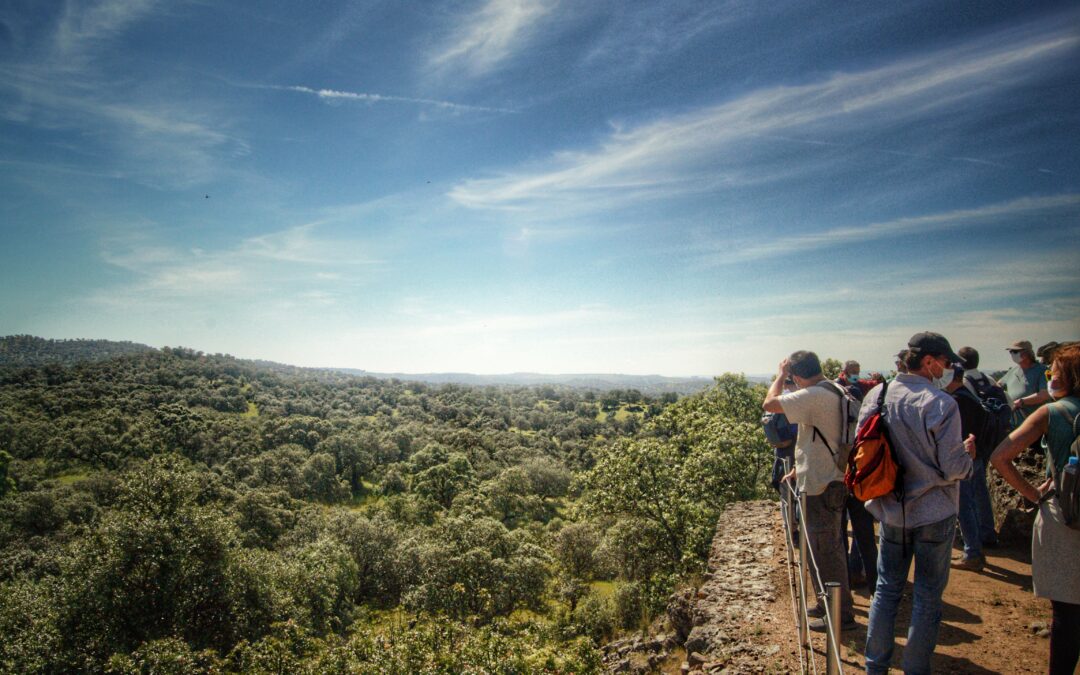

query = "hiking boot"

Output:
[[951, 555, 985, 571], [809, 615, 858, 632]]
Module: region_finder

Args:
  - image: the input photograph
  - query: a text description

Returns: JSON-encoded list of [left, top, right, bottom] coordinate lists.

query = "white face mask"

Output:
[[1010, 352, 1023, 364], [934, 367, 954, 390]]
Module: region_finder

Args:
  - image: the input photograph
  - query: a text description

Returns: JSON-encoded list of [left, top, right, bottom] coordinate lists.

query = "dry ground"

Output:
[[754, 508, 1064, 674]]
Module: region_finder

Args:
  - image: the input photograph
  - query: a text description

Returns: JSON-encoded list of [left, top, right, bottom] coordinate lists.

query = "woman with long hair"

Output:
[[992, 343, 1080, 675]]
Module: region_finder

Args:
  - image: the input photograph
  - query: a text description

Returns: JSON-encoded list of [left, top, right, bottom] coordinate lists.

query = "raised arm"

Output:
[[990, 406, 1051, 504], [762, 359, 790, 413]]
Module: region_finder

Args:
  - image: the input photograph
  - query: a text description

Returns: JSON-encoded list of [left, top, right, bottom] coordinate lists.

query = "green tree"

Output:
[[821, 357, 842, 380]]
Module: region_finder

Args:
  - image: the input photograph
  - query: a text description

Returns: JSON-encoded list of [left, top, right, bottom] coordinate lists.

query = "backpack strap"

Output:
[[811, 380, 846, 457]]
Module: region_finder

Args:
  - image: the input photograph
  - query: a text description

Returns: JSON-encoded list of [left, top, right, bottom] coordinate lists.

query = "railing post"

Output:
[[826, 581, 842, 675], [798, 490, 810, 650], [782, 458, 795, 570]]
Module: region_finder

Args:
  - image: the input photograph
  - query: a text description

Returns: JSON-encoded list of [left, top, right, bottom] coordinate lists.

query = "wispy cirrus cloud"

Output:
[[429, 0, 557, 77], [695, 193, 1080, 265], [0, 0, 245, 188], [448, 17, 1079, 210], [97, 221, 383, 302], [51, 0, 159, 63], [276, 85, 517, 114]]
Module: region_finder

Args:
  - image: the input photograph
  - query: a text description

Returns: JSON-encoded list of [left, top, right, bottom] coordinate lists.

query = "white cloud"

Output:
[[95, 221, 383, 303], [430, 0, 557, 77], [696, 193, 1080, 265], [0, 0, 245, 188], [280, 85, 516, 114], [53, 0, 159, 62], [448, 20, 1078, 210]]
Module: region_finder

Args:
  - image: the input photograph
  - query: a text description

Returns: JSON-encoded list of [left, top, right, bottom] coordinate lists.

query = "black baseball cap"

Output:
[[907, 332, 960, 363]]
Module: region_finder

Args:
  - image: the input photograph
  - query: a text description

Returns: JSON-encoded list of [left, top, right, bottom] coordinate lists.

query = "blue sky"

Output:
[[1, 0, 1078, 376]]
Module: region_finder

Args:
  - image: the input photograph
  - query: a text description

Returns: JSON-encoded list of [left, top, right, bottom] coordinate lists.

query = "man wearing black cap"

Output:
[[862, 332, 975, 675]]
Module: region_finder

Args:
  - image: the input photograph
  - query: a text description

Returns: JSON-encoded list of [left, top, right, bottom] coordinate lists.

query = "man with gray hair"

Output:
[[999, 339, 1049, 426]]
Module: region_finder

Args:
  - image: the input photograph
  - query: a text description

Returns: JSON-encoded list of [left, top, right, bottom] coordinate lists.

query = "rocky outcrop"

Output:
[[679, 500, 780, 674], [601, 633, 680, 674], [989, 446, 1046, 544], [601, 500, 782, 674]]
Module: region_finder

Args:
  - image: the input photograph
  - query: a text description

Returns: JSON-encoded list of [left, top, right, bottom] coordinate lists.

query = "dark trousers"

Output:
[[1050, 600, 1080, 675], [843, 495, 878, 591], [805, 481, 854, 618]]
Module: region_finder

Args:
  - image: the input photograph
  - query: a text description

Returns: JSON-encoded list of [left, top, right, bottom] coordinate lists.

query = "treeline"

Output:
[[0, 335, 155, 366], [0, 342, 770, 673]]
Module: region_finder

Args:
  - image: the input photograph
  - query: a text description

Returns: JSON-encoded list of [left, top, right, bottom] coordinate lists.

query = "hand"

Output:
[[1037, 477, 1054, 495], [782, 468, 796, 483], [1011, 398, 1024, 411], [779, 359, 791, 377], [963, 433, 976, 458]]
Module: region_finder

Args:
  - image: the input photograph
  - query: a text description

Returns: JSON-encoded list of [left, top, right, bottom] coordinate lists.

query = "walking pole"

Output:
[[826, 581, 842, 675]]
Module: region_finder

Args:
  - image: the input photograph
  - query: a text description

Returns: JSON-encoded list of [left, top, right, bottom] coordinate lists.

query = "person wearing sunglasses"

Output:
[[998, 340, 1050, 427]]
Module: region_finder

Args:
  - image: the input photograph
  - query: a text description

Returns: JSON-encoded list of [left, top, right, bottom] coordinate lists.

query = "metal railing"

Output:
[[779, 458, 846, 675]]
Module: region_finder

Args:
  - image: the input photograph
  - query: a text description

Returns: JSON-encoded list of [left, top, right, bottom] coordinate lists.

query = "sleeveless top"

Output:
[[1047, 396, 1080, 477]]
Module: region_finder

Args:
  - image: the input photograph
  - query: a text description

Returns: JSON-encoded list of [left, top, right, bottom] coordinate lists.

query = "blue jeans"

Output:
[[957, 458, 995, 557], [865, 516, 955, 675]]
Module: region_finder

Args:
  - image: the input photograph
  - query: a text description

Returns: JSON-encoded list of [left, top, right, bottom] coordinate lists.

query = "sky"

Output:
[[1, 0, 1078, 377]]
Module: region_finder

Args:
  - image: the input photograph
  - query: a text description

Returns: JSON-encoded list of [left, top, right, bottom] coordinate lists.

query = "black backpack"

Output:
[[956, 373, 1011, 461], [761, 411, 796, 447]]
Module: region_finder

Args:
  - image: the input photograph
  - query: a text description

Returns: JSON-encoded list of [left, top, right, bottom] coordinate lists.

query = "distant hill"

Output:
[[332, 369, 715, 396], [0, 335, 716, 395], [0, 335, 156, 366]]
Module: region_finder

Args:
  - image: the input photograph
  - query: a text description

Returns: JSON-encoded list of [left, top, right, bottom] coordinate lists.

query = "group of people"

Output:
[[762, 333, 1080, 675]]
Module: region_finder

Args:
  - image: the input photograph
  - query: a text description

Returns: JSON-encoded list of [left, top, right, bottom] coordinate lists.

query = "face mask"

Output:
[[934, 367, 954, 390], [1048, 378, 1067, 400], [847, 371, 861, 381], [1010, 352, 1023, 364]]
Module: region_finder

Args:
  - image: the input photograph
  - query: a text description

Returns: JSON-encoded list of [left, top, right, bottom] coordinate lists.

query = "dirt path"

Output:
[[755, 505, 1058, 674]]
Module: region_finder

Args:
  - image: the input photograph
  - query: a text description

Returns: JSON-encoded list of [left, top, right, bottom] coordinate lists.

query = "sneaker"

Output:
[[951, 555, 985, 571], [809, 616, 858, 632]]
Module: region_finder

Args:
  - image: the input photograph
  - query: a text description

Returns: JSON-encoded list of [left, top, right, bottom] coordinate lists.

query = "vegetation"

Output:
[[0, 336, 770, 672]]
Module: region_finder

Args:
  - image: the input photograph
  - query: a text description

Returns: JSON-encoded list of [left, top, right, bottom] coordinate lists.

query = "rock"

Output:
[[684, 629, 709, 654], [688, 651, 708, 666], [1037, 628, 1050, 639], [680, 662, 691, 674], [1029, 621, 1048, 634], [668, 587, 696, 642]]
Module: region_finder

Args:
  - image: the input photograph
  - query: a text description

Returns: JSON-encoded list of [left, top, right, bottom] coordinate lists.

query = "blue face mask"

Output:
[[847, 371, 861, 381]]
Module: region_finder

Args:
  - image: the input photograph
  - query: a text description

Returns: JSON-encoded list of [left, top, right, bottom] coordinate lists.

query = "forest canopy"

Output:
[[0, 337, 771, 673]]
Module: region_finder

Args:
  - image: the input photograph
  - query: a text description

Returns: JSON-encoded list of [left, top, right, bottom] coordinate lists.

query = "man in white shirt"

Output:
[[764, 350, 855, 631]]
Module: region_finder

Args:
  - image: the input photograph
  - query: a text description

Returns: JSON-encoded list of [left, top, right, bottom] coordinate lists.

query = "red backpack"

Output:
[[845, 383, 905, 502]]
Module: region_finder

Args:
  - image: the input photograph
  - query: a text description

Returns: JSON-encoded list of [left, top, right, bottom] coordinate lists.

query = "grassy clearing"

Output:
[[241, 401, 259, 417], [589, 580, 617, 599], [55, 471, 90, 485]]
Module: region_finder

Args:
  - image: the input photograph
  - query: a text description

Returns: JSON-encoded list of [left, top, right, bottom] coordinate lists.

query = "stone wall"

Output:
[[601, 500, 782, 674], [677, 500, 782, 674]]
